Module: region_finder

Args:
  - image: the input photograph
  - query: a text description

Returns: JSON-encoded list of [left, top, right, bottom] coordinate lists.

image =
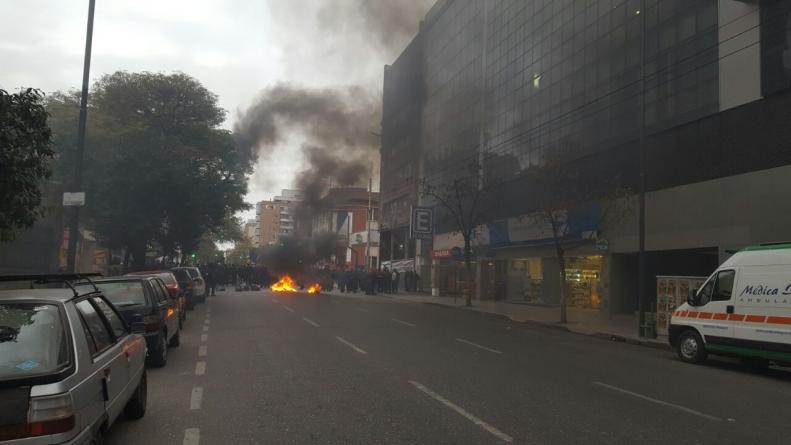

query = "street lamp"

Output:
[[66, 0, 96, 273]]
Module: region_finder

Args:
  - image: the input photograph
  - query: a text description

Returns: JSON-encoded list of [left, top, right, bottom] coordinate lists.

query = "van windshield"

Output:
[[0, 303, 70, 381]]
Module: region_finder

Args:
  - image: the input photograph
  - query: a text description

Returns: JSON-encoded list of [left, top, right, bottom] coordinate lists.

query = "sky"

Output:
[[0, 0, 432, 221]]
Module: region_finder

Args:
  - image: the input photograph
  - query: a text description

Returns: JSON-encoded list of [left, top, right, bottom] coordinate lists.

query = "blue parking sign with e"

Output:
[[411, 207, 433, 239]]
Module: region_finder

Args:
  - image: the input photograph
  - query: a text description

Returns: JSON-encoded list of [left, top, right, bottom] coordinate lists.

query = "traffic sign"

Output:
[[410, 207, 433, 239]]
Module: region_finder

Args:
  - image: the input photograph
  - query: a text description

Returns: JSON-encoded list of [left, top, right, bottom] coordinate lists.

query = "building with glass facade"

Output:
[[382, 0, 791, 318]]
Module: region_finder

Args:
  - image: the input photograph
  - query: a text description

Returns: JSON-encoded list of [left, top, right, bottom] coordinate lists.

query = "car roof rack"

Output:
[[0, 273, 103, 297]]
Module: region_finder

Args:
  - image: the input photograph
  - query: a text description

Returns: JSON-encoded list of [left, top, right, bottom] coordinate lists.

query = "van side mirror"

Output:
[[688, 288, 698, 306]]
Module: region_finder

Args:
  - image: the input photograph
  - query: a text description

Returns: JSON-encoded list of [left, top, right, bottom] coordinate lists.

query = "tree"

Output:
[[523, 153, 632, 324], [0, 89, 53, 241], [47, 72, 253, 269], [420, 159, 488, 307], [226, 237, 253, 266]]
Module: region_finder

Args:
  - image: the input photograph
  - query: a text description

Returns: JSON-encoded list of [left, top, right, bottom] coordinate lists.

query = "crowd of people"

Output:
[[313, 266, 421, 295], [199, 263, 273, 295]]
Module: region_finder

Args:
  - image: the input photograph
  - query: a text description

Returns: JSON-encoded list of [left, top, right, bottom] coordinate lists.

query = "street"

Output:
[[106, 290, 791, 445]]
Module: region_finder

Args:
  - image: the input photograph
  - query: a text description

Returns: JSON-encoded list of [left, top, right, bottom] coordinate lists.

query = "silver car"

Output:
[[0, 276, 147, 444]]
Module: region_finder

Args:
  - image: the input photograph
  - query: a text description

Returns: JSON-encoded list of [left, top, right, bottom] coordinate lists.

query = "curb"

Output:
[[424, 301, 670, 350]]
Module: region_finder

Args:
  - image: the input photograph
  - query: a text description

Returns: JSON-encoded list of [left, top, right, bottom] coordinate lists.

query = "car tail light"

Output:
[[0, 394, 74, 440], [142, 314, 160, 332]]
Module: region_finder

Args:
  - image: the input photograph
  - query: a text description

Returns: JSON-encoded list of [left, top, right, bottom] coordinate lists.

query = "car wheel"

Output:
[[148, 333, 168, 368], [677, 330, 707, 364], [124, 370, 147, 420], [169, 328, 181, 347]]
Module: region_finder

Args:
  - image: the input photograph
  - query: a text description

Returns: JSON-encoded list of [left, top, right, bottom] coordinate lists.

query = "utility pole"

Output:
[[66, 0, 96, 273], [365, 168, 373, 270]]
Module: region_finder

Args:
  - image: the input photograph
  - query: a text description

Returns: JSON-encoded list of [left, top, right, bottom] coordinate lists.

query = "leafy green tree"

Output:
[[47, 72, 252, 268], [0, 89, 54, 241]]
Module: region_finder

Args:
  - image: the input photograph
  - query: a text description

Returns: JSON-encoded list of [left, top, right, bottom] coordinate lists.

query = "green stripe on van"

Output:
[[706, 343, 791, 361]]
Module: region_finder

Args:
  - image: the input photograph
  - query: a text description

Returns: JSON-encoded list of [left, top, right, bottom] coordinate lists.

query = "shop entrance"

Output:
[[565, 256, 603, 309]]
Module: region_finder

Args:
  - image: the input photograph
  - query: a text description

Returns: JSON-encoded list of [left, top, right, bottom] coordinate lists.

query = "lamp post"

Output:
[[66, 0, 96, 273]]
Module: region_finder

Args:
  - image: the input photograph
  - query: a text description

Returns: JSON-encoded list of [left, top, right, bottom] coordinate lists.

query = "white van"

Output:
[[669, 243, 791, 367]]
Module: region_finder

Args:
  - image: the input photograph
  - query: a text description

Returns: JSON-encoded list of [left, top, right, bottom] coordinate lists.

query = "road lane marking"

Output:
[[190, 387, 203, 410], [204, 319, 210, 325], [335, 336, 368, 355], [281, 305, 295, 313], [593, 382, 722, 421], [355, 307, 370, 313], [456, 338, 503, 354], [302, 317, 320, 327], [392, 318, 416, 327], [202, 325, 209, 332], [195, 361, 206, 376], [200, 334, 208, 342], [198, 345, 207, 357], [183, 428, 200, 445], [409, 381, 513, 443]]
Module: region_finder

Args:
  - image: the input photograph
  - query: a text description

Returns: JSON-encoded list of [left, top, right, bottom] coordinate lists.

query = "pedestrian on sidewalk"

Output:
[[391, 269, 399, 294], [380, 268, 389, 293]]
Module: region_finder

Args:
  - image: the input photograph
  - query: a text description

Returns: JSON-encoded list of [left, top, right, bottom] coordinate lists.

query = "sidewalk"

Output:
[[324, 289, 669, 350]]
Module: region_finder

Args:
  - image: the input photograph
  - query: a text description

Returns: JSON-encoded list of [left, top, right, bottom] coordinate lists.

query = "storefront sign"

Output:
[[431, 249, 452, 259], [596, 238, 609, 251]]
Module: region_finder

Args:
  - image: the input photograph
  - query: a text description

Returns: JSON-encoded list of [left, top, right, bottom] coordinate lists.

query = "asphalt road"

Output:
[[107, 289, 791, 444]]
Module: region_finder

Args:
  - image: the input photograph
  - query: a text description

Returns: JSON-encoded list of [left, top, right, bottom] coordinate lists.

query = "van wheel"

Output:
[[124, 370, 147, 420], [677, 330, 707, 364], [148, 333, 168, 368], [169, 328, 181, 347]]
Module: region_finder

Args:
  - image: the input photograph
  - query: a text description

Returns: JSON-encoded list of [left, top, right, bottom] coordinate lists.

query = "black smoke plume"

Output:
[[258, 233, 337, 276], [234, 84, 379, 218], [316, 0, 434, 52]]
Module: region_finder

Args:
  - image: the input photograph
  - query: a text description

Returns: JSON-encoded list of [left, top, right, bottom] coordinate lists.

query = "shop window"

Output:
[[565, 256, 604, 309]]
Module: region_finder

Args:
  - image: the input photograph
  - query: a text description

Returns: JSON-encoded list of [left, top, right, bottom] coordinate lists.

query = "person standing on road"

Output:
[[206, 263, 217, 296]]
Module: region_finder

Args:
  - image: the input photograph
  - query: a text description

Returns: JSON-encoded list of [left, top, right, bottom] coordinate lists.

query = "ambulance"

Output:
[[669, 243, 791, 367]]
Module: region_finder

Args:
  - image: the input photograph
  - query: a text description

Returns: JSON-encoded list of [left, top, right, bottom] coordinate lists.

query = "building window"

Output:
[[761, 0, 791, 96]]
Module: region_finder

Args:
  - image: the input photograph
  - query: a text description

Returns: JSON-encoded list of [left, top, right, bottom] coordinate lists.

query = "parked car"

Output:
[[670, 243, 791, 368], [88, 276, 180, 368], [125, 271, 187, 327], [0, 274, 147, 444], [171, 267, 206, 304]]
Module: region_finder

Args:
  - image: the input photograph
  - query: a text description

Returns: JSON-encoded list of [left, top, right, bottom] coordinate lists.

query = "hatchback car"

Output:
[[87, 277, 180, 368], [125, 271, 187, 327], [0, 275, 147, 444]]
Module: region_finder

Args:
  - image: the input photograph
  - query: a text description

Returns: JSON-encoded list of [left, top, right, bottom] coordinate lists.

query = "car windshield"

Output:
[[94, 281, 147, 307], [186, 269, 200, 279], [0, 303, 69, 381]]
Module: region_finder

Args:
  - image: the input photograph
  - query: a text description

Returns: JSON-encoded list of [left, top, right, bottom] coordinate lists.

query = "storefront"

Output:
[[503, 258, 544, 303], [498, 255, 603, 308], [565, 256, 603, 309]]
